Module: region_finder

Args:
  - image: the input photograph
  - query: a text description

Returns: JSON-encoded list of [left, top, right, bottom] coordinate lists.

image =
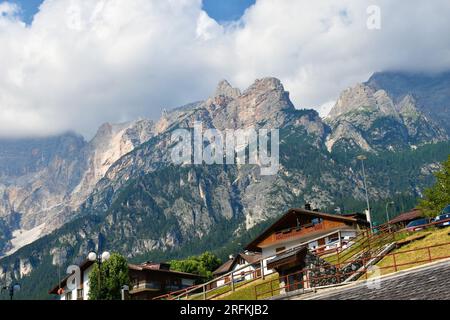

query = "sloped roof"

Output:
[[240, 252, 261, 264], [128, 263, 202, 279], [213, 252, 262, 276], [212, 259, 235, 276], [389, 209, 423, 224], [266, 246, 307, 270]]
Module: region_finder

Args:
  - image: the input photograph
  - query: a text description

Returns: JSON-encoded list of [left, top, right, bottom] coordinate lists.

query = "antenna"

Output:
[[58, 250, 62, 291]]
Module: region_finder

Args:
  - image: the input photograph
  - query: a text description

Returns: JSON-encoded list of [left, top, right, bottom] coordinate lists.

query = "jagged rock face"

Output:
[[0, 120, 154, 256], [366, 71, 450, 135], [69, 119, 154, 209], [325, 83, 447, 153], [154, 77, 299, 135], [207, 77, 297, 130], [79, 78, 327, 230], [0, 133, 88, 254]]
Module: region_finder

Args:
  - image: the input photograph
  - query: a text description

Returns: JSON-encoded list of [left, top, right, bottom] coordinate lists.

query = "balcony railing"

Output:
[[132, 282, 161, 291], [274, 222, 324, 241]]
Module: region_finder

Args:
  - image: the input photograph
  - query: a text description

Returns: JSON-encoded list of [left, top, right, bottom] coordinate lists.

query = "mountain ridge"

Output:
[[0, 71, 449, 299]]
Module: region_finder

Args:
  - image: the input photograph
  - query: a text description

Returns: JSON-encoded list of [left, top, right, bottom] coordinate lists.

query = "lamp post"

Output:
[[385, 201, 395, 232], [357, 155, 372, 231], [1, 283, 20, 300], [87, 250, 111, 298]]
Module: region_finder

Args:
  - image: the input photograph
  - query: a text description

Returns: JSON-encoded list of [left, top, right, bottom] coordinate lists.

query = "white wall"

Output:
[[215, 262, 258, 287], [232, 263, 257, 281], [57, 265, 94, 300]]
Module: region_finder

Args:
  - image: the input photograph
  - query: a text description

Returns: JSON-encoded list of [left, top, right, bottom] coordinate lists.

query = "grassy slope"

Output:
[[374, 227, 450, 276], [215, 274, 280, 300]]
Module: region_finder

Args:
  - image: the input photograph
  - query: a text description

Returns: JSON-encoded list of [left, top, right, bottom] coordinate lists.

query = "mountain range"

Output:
[[0, 71, 449, 299]]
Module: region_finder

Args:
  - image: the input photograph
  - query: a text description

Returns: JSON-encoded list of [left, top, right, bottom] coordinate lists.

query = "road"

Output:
[[296, 259, 450, 300]]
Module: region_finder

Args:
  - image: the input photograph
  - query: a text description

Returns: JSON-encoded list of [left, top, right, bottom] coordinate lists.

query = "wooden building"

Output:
[[128, 262, 202, 300], [266, 247, 308, 293], [388, 208, 423, 229], [245, 207, 369, 275]]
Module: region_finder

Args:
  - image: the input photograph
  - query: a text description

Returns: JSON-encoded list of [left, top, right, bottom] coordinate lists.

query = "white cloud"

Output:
[[1, 0, 450, 138]]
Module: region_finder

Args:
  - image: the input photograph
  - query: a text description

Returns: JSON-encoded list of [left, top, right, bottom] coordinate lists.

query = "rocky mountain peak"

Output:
[[365, 71, 450, 135], [243, 77, 286, 96], [327, 83, 377, 119], [325, 77, 447, 153], [204, 77, 297, 130], [214, 79, 241, 99]]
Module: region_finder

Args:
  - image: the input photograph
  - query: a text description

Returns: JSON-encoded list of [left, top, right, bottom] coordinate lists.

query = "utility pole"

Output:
[[385, 201, 395, 232], [357, 155, 372, 231]]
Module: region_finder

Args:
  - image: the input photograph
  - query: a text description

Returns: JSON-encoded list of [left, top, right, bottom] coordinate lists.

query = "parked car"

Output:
[[406, 218, 431, 232], [434, 209, 450, 228]]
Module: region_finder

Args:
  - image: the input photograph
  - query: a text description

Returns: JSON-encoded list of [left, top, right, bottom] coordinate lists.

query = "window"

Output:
[[308, 241, 318, 250], [276, 247, 286, 253], [166, 278, 182, 291], [328, 237, 339, 243], [65, 291, 73, 300]]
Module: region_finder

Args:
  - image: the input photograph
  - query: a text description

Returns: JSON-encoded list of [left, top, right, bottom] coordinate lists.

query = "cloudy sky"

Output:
[[1, 0, 450, 139]]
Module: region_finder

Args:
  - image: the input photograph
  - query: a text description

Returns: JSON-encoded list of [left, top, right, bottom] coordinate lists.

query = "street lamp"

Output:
[[385, 201, 395, 232], [1, 283, 20, 300], [87, 250, 111, 296], [357, 155, 372, 231]]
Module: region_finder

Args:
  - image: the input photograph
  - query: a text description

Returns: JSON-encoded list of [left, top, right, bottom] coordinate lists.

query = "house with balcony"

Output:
[[49, 260, 202, 300], [128, 262, 202, 300], [245, 207, 369, 276]]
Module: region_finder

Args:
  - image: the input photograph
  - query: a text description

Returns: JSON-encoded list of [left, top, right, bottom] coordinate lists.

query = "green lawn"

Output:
[[214, 274, 280, 300], [372, 227, 450, 276]]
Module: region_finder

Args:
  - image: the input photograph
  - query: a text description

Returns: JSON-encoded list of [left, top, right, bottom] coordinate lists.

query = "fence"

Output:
[[254, 241, 450, 300]]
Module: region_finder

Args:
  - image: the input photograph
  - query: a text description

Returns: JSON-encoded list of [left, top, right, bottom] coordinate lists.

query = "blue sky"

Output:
[[8, 0, 256, 24], [203, 0, 255, 22]]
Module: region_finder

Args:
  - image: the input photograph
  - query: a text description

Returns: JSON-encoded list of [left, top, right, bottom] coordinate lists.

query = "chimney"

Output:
[[305, 203, 312, 211]]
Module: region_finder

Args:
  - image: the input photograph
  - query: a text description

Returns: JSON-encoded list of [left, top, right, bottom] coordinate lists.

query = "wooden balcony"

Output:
[[259, 219, 346, 248], [275, 223, 325, 241]]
